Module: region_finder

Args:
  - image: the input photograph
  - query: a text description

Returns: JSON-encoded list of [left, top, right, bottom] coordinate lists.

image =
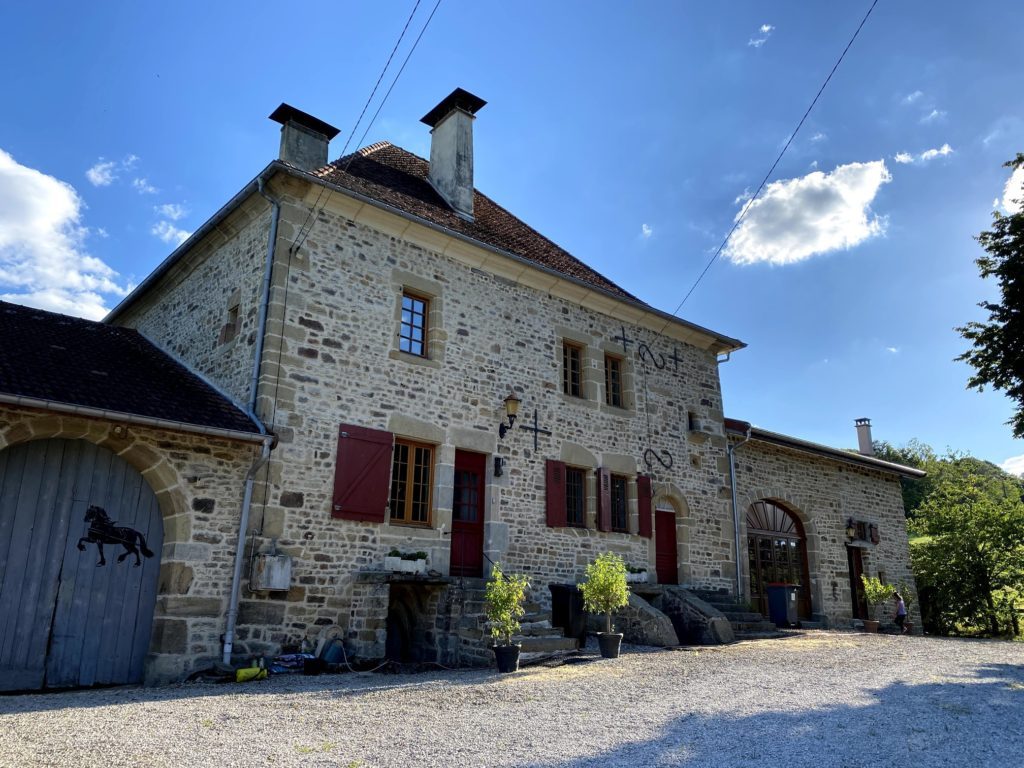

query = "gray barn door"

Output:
[[0, 439, 163, 691]]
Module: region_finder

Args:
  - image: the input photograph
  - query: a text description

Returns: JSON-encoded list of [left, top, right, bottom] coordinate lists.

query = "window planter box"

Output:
[[625, 571, 649, 584], [385, 556, 428, 574]]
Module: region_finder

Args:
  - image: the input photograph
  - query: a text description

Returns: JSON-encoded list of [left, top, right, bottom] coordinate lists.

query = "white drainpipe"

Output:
[[727, 425, 751, 600], [222, 176, 280, 665]]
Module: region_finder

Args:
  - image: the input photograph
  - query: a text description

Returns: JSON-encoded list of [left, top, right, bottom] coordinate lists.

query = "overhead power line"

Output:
[[289, 0, 444, 257], [659, 0, 881, 332]]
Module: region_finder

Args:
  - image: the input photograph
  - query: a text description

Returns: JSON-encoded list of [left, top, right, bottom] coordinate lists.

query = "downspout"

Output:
[[223, 174, 280, 665], [727, 425, 751, 600]]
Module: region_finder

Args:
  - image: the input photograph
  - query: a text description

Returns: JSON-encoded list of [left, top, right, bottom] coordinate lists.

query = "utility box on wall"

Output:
[[251, 552, 292, 591]]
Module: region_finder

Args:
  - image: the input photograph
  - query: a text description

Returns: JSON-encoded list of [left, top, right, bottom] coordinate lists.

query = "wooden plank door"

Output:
[[847, 545, 868, 620], [655, 509, 678, 585], [450, 450, 485, 577], [0, 439, 162, 691]]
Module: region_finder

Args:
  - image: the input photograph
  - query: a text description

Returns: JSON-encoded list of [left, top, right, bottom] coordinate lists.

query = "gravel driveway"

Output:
[[2, 632, 1022, 768]]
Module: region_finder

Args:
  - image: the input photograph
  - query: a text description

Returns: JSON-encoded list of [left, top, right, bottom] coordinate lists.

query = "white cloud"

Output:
[[733, 188, 753, 206], [641, 223, 653, 239], [93, 227, 109, 239], [903, 90, 924, 104], [155, 203, 187, 221], [151, 220, 191, 245], [0, 148, 127, 320], [809, 160, 819, 170], [920, 144, 954, 162], [122, 154, 139, 169], [748, 23, 774, 47], [920, 109, 946, 124], [886, 346, 899, 354], [724, 160, 892, 266], [132, 177, 158, 195], [893, 144, 954, 165], [999, 454, 1024, 477], [85, 159, 117, 187], [1000, 166, 1024, 215], [810, 132, 827, 142]]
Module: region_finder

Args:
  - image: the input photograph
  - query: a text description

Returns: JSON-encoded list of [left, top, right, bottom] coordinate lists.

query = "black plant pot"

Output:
[[597, 632, 623, 659], [493, 644, 521, 673]]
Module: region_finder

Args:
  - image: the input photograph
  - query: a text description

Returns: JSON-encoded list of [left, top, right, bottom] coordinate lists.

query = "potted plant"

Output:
[[484, 562, 530, 673], [385, 550, 428, 574], [625, 565, 649, 584], [860, 575, 895, 633], [579, 552, 630, 658], [384, 549, 403, 572]]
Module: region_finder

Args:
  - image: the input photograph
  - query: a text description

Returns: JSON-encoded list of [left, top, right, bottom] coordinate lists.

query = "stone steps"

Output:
[[512, 634, 580, 653]]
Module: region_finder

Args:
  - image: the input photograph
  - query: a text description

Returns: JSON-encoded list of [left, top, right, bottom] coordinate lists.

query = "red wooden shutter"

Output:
[[332, 424, 393, 522], [597, 467, 611, 532], [545, 460, 567, 527], [637, 474, 653, 538]]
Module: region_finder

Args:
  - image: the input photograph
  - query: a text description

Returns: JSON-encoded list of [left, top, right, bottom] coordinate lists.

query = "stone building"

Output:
[[0, 89, 922, 689]]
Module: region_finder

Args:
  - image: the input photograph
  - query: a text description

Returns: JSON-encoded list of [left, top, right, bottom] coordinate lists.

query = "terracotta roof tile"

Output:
[[310, 143, 640, 302], [0, 301, 260, 436]]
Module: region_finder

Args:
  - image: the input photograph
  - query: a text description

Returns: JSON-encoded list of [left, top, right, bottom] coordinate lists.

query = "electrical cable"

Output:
[[292, 0, 424, 250], [289, 0, 444, 257], [658, 0, 881, 332]]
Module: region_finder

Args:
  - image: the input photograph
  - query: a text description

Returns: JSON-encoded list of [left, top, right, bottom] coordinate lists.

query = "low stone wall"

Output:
[[656, 587, 735, 645]]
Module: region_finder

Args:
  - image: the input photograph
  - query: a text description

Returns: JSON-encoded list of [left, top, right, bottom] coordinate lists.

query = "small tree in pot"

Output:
[[485, 562, 529, 673], [579, 552, 630, 658], [861, 575, 895, 633]]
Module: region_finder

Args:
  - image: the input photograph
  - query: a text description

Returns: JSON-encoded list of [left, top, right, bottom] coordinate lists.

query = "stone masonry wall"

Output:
[[117, 198, 272, 407], [0, 405, 258, 682], [731, 438, 920, 628], [232, 182, 741, 657]]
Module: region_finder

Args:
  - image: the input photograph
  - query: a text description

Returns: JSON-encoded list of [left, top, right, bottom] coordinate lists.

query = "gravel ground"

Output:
[[2, 632, 1022, 768]]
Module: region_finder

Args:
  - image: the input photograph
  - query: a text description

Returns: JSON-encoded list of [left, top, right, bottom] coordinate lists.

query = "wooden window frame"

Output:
[[564, 466, 586, 528], [604, 353, 624, 407], [389, 438, 434, 526], [610, 474, 628, 532], [399, 291, 430, 358], [562, 341, 583, 398]]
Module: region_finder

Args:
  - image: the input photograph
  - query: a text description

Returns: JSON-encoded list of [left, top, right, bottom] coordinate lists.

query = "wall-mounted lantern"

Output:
[[845, 518, 857, 539], [498, 392, 521, 439]]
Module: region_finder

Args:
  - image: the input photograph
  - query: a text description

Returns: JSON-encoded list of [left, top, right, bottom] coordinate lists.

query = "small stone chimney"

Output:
[[269, 104, 341, 172], [420, 88, 487, 220], [855, 418, 874, 456]]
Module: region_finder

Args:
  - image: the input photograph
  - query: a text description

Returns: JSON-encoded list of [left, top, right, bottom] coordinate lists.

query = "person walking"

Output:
[[893, 591, 908, 634]]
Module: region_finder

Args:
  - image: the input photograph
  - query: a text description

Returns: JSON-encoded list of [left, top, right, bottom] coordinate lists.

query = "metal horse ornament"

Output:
[[76, 505, 155, 567]]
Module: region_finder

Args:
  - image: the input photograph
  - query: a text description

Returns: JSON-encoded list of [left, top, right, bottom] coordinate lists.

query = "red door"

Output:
[[451, 450, 485, 577], [655, 509, 678, 585]]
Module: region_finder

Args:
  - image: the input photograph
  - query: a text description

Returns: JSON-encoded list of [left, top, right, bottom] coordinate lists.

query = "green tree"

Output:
[[956, 153, 1024, 438], [872, 438, 938, 518], [910, 462, 1024, 637]]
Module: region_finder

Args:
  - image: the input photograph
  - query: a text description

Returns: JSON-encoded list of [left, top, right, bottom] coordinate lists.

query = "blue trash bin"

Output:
[[766, 583, 799, 627]]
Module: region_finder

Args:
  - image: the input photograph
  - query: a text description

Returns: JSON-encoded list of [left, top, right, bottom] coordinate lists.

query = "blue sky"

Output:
[[2, 1, 1023, 471]]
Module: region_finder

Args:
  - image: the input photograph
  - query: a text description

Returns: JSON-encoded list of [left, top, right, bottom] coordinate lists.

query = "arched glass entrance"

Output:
[[746, 501, 811, 619]]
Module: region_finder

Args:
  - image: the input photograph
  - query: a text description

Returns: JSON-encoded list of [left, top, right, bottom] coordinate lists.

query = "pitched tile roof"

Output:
[[311, 143, 640, 302], [0, 301, 261, 437]]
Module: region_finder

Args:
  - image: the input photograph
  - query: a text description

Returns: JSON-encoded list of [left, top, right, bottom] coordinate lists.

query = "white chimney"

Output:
[[855, 418, 874, 456], [269, 104, 340, 172], [420, 88, 487, 220]]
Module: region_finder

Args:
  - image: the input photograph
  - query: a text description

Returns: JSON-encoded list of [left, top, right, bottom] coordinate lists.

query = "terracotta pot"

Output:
[[597, 632, 623, 658], [863, 619, 880, 633]]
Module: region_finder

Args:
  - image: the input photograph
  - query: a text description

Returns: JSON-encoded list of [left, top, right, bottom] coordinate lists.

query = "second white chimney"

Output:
[[420, 88, 487, 220], [855, 418, 874, 456]]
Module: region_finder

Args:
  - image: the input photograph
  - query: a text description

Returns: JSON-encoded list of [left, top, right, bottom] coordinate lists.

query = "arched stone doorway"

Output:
[[746, 500, 811, 619], [0, 438, 163, 691]]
